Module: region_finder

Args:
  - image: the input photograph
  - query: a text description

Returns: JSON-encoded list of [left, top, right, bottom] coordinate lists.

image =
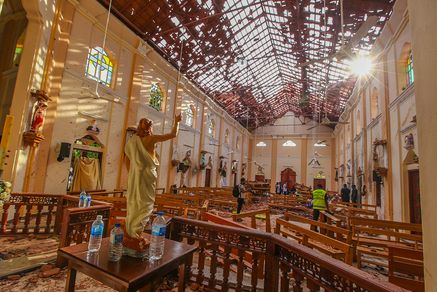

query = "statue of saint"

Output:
[[124, 114, 181, 244]]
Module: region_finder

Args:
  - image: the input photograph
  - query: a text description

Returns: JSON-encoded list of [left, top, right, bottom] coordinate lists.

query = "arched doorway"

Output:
[[0, 0, 28, 141]]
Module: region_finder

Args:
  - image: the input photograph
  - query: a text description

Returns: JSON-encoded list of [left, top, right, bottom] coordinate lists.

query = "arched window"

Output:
[[85, 47, 114, 87], [236, 136, 240, 150], [371, 87, 379, 120], [224, 129, 230, 144], [406, 51, 414, 86], [208, 119, 216, 136], [149, 83, 163, 111], [184, 105, 194, 127]]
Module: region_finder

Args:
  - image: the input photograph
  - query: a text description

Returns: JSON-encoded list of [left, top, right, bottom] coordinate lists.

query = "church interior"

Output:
[[0, 0, 435, 290]]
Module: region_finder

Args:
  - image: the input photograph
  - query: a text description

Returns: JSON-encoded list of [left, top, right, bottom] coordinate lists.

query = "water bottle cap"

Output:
[[115, 223, 121, 227], [157, 211, 165, 216], [96, 215, 103, 220]]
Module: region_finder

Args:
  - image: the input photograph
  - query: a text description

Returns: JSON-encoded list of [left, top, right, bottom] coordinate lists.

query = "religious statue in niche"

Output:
[[404, 133, 414, 150], [231, 160, 238, 174], [206, 155, 213, 169], [241, 163, 247, 177], [346, 161, 352, 177], [218, 156, 227, 186], [86, 119, 100, 135], [23, 90, 51, 148], [200, 151, 207, 170], [177, 150, 192, 187], [124, 113, 181, 256], [30, 100, 48, 133]]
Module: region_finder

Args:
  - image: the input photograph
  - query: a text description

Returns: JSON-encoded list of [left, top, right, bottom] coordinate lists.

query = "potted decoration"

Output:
[[0, 180, 12, 214]]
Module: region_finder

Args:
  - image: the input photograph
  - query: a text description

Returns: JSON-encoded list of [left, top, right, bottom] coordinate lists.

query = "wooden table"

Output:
[[59, 237, 197, 292]]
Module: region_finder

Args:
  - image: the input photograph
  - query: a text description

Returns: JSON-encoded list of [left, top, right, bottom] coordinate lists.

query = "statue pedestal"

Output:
[[121, 225, 150, 258]]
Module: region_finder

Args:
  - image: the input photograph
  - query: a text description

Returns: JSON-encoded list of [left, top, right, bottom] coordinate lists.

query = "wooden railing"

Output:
[[0, 192, 64, 235], [168, 217, 405, 291], [231, 208, 271, 232]]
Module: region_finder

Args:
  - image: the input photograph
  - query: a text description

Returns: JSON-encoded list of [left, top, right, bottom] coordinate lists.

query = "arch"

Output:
[[370, 87, 379, 120], [85, 47, 114, 87], [397, 42, 413, 92], [149, 82, 163, 111]]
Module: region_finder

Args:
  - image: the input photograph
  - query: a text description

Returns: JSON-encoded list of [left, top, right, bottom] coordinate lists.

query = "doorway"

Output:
[[281, 168, 296, 189], [408, 169, 421, 224], [205, 168, 211, 187], [313, 178, 326, 190]]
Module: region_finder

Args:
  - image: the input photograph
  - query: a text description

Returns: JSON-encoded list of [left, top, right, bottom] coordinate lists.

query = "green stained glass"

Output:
[[149, 83, 163, 111], [85, 47, 114, 87], [406, 51, 414, 86]]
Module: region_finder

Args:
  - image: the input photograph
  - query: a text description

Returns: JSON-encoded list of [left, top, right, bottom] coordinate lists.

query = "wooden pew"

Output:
[[283, 212, 351, 244], [388, 246, 424, 291], [275, 218, 353, 264], [335, 201, 377, 212], [351, 217, 422, 269], [231, 209, 271, 232]]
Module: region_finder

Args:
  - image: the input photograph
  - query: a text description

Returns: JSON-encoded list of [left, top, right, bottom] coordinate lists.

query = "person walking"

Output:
[[340, 184, 351, 203], [351, 184, 359, 204], [312, 184, 329, 222], [235, 177, 247, 214]]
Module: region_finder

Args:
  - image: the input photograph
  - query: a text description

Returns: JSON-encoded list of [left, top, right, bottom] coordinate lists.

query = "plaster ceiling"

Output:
[[99, 0, 395, 130]]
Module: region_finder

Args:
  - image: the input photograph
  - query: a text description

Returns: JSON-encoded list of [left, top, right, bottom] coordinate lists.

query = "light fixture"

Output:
[[314, 142, 327, 147], [256, 141, 267, 147], [282, 140, 296, 147], [348, 55, 373, 76]]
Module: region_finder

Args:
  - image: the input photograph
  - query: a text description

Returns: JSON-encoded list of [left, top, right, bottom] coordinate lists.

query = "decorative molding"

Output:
[[367, 113, 382, 130], [389, 83, 415, 111], [400, 123, 416, 135]]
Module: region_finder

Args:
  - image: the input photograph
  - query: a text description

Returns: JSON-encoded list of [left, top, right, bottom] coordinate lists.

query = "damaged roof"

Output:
[[99, 0, 395, 130]]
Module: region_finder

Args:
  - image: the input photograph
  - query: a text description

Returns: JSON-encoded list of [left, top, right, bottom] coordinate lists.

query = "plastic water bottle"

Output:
[[149, 212, 166, 261], [86, 193, 92, 208], [88, 215, 104, 253], [109, 223, 123, 262], [78, 190, 87, 208]]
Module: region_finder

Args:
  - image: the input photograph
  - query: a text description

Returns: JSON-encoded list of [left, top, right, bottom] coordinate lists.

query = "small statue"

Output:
[[178, 150, 192, 187], [124, 114, 181, 256], [86, 119, 100, 135], [30, 100, 48, 133], [404, 133, 414, 150]]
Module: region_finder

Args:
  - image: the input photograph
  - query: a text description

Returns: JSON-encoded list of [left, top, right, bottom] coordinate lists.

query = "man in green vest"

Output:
[[312, 184, 329, 221]]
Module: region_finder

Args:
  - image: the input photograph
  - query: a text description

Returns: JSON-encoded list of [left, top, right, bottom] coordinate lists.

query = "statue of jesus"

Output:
[[124, 114, 181, 240]]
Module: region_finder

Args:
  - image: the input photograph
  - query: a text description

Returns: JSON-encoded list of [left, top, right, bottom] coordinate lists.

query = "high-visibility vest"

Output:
[[312, 189, 327, 210]]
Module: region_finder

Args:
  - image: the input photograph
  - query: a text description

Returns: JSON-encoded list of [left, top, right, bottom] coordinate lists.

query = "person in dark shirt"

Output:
[[351, 185, 359, 204], [340, 184, 350, 202]]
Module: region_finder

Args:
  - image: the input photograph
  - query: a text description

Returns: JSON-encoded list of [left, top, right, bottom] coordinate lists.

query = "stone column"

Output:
[[408, 0, 437, 289]]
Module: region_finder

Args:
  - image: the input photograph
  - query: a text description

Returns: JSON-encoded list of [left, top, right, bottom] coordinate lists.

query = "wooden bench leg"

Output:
[[178, 263, 186, 292], [65, 265, 77, 292]]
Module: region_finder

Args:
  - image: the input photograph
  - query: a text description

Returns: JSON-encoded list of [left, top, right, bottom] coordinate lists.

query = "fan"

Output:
[[307, 113, 349, 130], [298, 0, 378, 67], [79, 87, 122, 103]]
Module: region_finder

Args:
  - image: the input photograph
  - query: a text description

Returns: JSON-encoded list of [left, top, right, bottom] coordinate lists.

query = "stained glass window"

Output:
[[149, 83, 163, 111], [406, 51, 414, 86], [185, 105, 194, 127], [85, 47, 113, 87]]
